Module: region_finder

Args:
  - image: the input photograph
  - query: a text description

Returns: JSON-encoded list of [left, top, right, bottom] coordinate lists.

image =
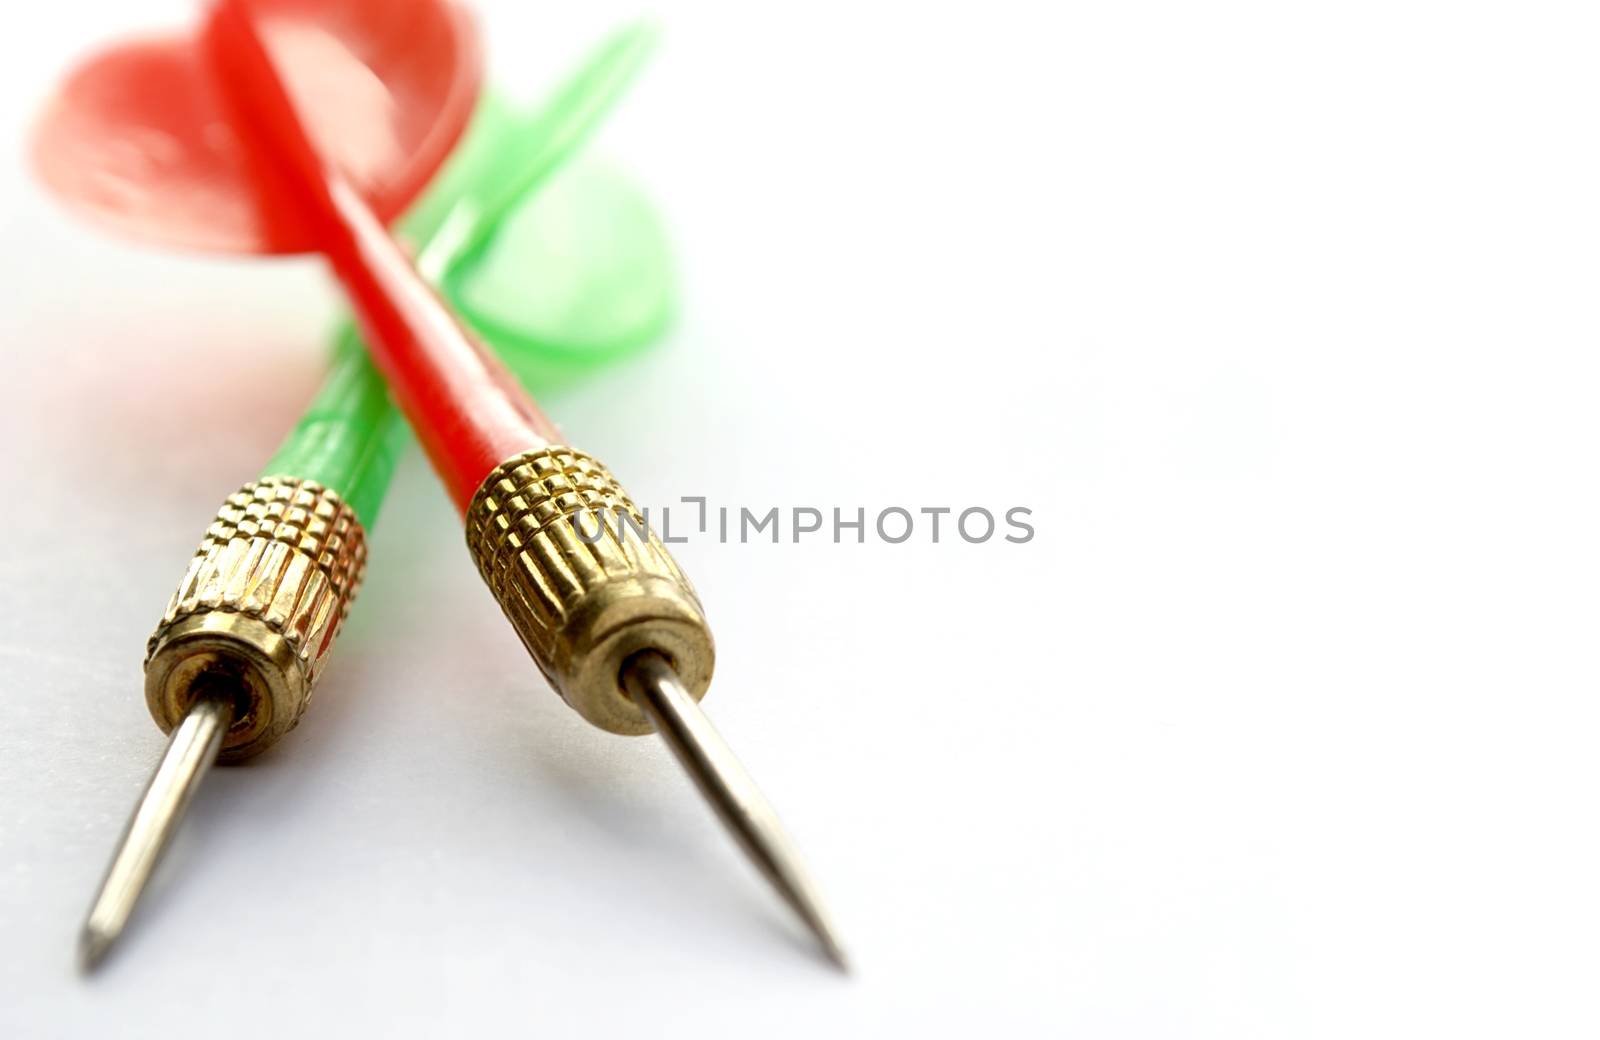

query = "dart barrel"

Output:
[[465, 447, 714, 735], [144, 477, 367, 762]]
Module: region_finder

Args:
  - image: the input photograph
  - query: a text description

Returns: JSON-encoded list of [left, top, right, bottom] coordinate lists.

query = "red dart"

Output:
[[203, 0, 845, 966]]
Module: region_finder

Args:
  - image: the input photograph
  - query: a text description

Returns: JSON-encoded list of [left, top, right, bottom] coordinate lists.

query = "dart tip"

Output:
[[785, 876, 850, 973], [621, 652, 852, 974], [817, 928, 851, 974], [77, 925, 115, 974], [75, 690, 234, 978]]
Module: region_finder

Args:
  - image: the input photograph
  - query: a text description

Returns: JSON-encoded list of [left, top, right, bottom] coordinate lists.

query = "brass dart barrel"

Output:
[[464, 449, 712, 736], [146, 479, 367, 761]]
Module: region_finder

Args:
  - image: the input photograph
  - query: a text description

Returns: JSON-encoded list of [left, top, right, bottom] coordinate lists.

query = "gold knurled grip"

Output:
[[145, 477, 367, 762], [465, 447, 714, 735]]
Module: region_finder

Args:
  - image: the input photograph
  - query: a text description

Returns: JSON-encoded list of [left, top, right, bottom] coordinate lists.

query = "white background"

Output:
[[2, 1, 1598, 1035]]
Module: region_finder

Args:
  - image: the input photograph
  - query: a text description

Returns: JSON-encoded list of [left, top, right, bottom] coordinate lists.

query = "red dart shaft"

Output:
[[204, 0, 560, 510], [317, 176, 561, 509]]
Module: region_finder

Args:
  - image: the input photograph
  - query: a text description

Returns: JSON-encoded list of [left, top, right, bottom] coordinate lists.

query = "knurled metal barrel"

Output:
[[465, 447, 714, 735], [144, 477, 367, 762]]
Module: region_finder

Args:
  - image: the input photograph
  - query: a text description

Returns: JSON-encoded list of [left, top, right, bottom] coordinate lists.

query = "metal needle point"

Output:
[[78, 688, 235, 972], [621, 651, 849, 971]]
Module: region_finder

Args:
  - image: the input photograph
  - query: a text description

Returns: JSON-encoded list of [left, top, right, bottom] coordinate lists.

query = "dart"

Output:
[[35, 6, 667, 969], [196, 0, 849, 967]]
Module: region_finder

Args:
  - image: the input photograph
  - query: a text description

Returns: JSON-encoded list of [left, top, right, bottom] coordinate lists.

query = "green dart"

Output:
[[77, 24, 672, 971]]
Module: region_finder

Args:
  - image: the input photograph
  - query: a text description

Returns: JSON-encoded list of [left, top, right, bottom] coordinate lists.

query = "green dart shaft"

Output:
[[261, 325, 408, 527]]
